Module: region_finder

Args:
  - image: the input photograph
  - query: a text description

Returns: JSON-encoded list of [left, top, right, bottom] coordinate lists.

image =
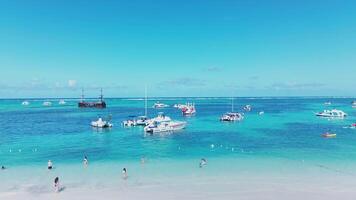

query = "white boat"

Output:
[[136, 116, 150, 126], [153, 102, 169, 108], [123, 87, 150, 127], [259, 111, 265, 115], [243, 105, 252, 112], [43, 101, 52, 106], [220, 97, 244, 122], [220, 112, 244, 121], [122, 119, 137, 127], [144, 120, 186, 133], [181, 103, 196, 115], [59, 99, 66, 105], [21, 101, 30, 106], [315, 109, 347, 118], [324, 102, 332, 105], [91, 117, 113, 128], [352, 101, 356, 108], [151, 112, 171, 123]]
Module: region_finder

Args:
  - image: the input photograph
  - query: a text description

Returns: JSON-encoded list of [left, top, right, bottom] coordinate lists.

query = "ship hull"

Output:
[[78, 102, 106, 108]]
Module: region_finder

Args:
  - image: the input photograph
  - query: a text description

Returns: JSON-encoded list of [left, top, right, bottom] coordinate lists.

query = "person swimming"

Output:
[[199, 158, 207, 168], [83, 156, 89, 166], [122, 168, 128, 179], [54, 177, 59, 192], [140, 157, 145, 165], [48, 160, 53, 170], [1, 166, 5, 170]]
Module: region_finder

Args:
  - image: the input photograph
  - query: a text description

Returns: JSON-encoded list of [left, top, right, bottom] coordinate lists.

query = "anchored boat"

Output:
[[78, 88, 106, 108]]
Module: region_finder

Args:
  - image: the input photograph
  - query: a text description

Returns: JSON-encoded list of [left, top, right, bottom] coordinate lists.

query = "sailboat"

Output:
[[220, 97, 244, 122], [122, 86, 150, 126]]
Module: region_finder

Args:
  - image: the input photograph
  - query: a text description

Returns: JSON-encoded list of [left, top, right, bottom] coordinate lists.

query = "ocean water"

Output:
[[1, 97, 356, 194]]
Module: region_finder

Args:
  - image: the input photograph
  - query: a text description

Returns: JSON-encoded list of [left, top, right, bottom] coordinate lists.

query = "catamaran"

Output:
[[220, 97, 244, 122], [122, 86, 150, 127]]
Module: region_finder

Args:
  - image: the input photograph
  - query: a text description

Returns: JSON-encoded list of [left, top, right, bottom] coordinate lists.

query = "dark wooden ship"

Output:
[[78, 88, 106, 108]]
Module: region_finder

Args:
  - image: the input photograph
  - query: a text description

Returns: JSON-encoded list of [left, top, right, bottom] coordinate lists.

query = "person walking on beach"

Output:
[[122, 168, 128, 179], [83, 156, 89, 166], [48, 160, 53, 170], [54, 177, 60, 192]]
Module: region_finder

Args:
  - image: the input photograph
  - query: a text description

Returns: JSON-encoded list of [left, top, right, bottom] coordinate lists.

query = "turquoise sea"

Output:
[[0, 97, 356, 194]]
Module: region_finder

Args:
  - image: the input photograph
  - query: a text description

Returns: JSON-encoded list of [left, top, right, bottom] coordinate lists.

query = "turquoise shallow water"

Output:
[[1, 97, 356, 195], [0, 97, 356, 168]]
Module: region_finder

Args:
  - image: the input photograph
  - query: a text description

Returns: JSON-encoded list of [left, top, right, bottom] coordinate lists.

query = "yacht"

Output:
[[150, 112, 172, 123], [21, 101, 30, 106], [43, 101, 52, 106], [91, 117, 113, 128], [153, 102, 169, 108], [181, 103, 196, 115], [144, 120, 186, 133], [220, 112, 244, 121], [59, 99, 66, 105], [315, 109, 347, 118]]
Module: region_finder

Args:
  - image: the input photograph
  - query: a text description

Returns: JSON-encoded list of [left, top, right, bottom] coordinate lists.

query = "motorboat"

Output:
[[181, 103, 196, 115], [122, 119, 137, 127], [324, 102, 332, 105], [43, 101, 52, 106], [136, 116, 150, 126], [220, 112, 244, 122], [151, 112, 171, 123], [258, 111, 265, 115], [174, 104, 185, 109], [352, 101, 356, 108], [322, 132, 336, 138], [22, 101, 30, 106], [153, 102, 169, 108], [91, 117, 113, 128], [144, 120, 186, 133], [59, 99, 66, 105], [243, 105, 252, 112], [315, 109, 347, 118]]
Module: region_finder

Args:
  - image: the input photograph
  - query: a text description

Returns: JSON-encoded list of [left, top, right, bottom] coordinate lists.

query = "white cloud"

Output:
[[68, 80, 77, 88]]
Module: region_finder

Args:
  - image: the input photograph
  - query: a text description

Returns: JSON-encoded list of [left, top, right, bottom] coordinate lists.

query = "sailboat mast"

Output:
[[100, 88, 103, 102], [81, 88, 84, 102], [144, 85, 148, 116], [231, 96, 234, 112]]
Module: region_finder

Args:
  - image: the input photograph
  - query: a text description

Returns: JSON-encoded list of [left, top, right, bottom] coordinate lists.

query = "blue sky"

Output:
[[0, 0, 355, 98]]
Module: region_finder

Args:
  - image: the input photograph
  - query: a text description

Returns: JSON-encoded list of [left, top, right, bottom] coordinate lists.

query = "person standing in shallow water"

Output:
[[54, 177, 60, 192], [83, 156, 89, 167], [48, 160, 53, 170], [122, 168, 128, 179], [199, 158, 207, 168]]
